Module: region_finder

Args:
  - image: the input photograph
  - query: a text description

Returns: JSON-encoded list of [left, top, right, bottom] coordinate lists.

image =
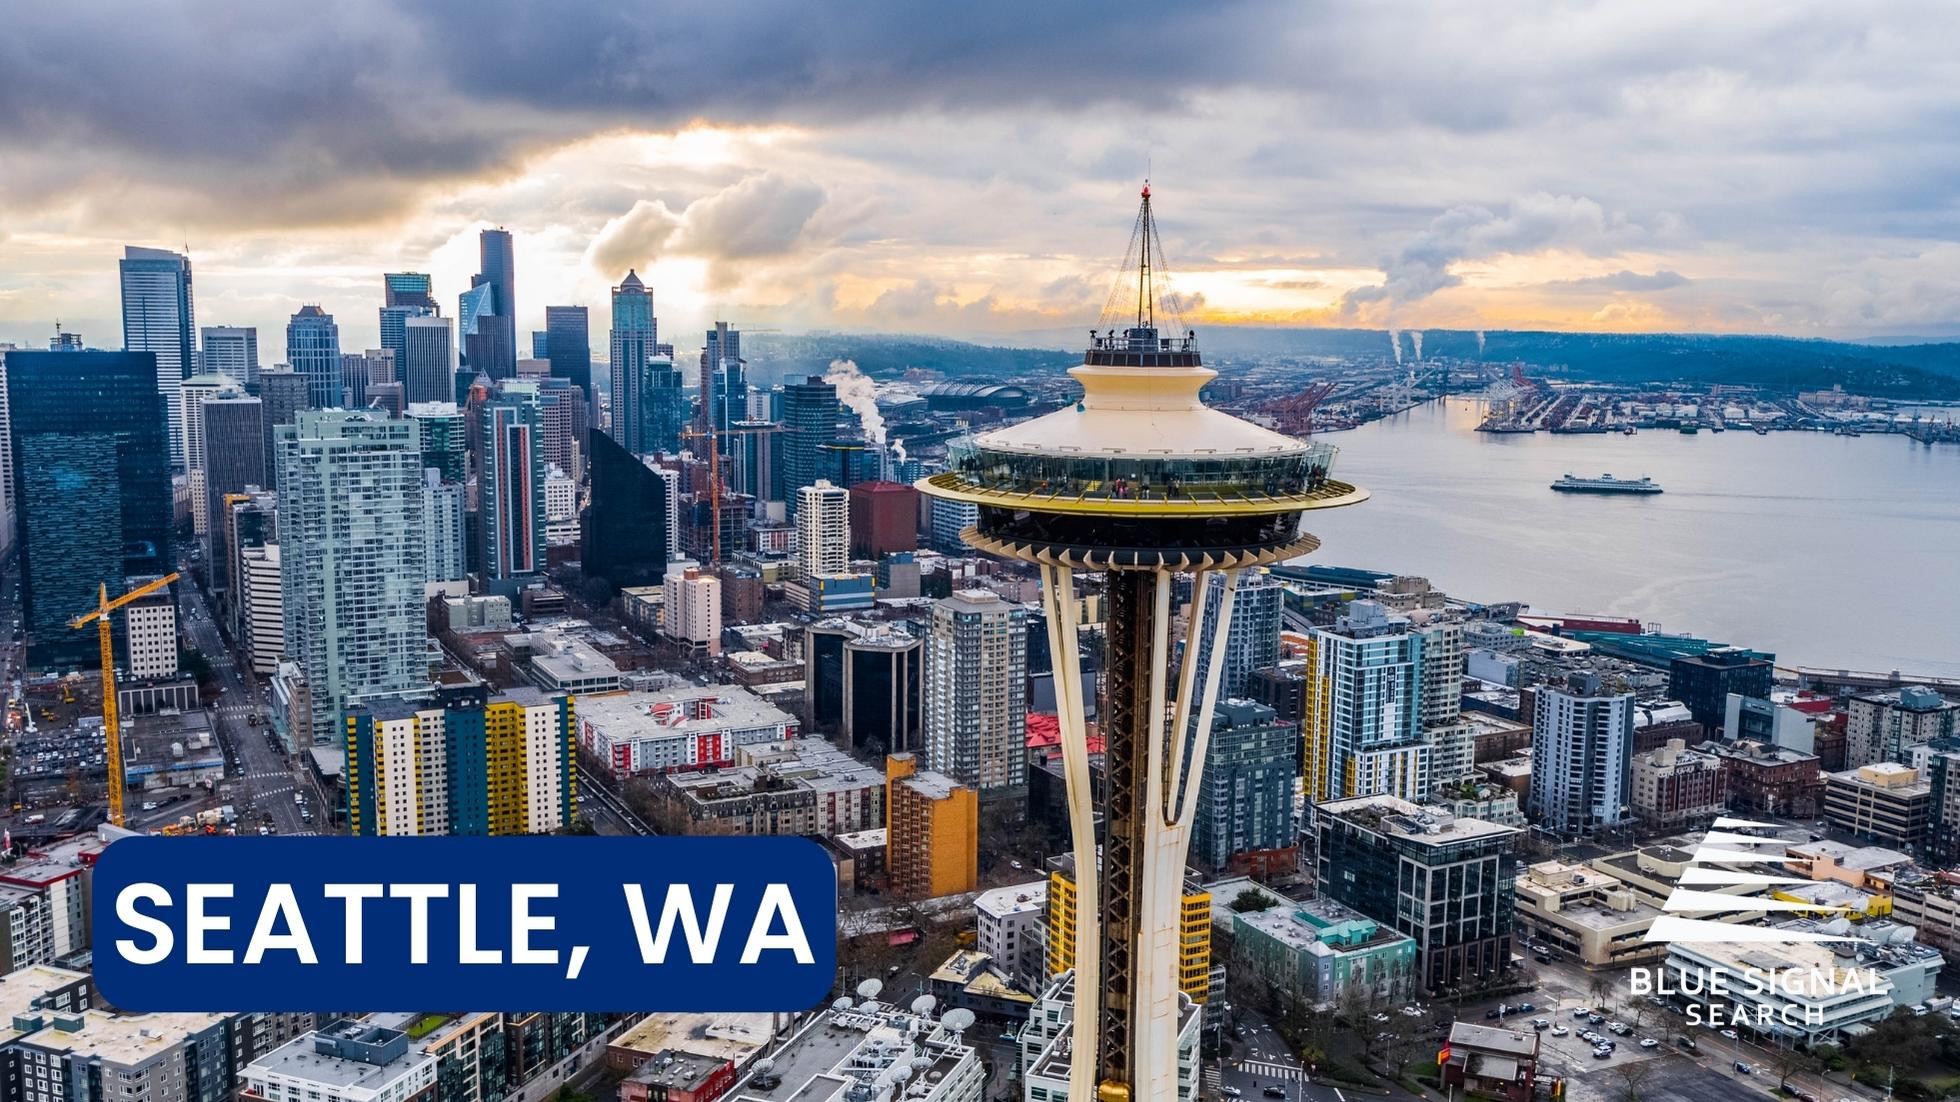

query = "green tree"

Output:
[[1232, 887, 1277, 913]]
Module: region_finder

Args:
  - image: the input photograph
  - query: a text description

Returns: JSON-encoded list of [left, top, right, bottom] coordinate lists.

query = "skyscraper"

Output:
[[285, 305, 343, 409], [638, 358, 685, 456], [1530, 671, 1634, 837], [699, 322, 745, 435], [119, 246, 196, 468], [252, 368, 310, 483], [580, 430, 669, 590], [1299, 601, 1433, 803], [277, 410, 427, 747], [478, 385, 546, 585], [380, 273, 438, 369], [406, 402, 467, 483], [6, 351, 173, 668], [542, 306, 591, 408], [456, 229, 517, 381], [421, 470, 468, 586], [478, 229, 515, 325], [779, 377, 838, 518], [607, 270, 656, 451], [200, 393, 266, 597], [402, 316, 454, 405], [795, 479, 850, 578], [923, 589, 1027, 801], [199, 326, 259, 385]]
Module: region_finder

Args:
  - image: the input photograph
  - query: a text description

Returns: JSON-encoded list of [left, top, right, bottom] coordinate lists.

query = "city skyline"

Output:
[[5, 3, 1960, 351]]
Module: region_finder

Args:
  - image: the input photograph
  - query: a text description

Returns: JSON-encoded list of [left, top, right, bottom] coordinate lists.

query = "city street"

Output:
[[175, 578, 324, 837]]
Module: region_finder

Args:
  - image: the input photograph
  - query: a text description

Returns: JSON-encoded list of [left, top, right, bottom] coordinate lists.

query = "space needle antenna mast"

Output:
[[921, 183, 1367, 1102]]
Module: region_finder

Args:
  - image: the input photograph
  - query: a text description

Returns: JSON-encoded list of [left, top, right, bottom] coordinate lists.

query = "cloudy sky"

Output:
[[3, 0, 1958, 359]]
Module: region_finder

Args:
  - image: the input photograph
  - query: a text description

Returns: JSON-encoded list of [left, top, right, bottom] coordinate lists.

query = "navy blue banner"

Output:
[[92, 836, 838, 1012]]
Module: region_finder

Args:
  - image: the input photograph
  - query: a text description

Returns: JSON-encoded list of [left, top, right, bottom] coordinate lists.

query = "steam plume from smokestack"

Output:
[[1410, 331, 1424, 361], [823, 359, 886, 447], [1388, 327, 1403, 365], [1475, 330, 1487, 356]]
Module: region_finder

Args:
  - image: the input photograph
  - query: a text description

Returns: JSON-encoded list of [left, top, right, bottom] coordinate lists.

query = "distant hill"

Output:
[[748, 326, 1960, 399], [745, 332, 1076, 383]]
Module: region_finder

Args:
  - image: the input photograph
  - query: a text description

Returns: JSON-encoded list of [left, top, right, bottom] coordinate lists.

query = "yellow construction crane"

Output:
[[69, 572, 180, 827]]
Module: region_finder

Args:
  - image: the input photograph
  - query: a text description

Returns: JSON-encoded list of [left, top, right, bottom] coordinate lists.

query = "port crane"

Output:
[[1258, 381, 1337, 436], [678, 424, 778, 565], [69, 572, 179, 827]]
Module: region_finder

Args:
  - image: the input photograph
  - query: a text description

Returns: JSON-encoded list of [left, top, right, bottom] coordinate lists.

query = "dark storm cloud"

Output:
[[0, 0, 1298, 225]]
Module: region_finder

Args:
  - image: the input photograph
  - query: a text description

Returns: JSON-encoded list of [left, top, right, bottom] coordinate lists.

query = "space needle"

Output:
[[920, 185, 1367, 1102]]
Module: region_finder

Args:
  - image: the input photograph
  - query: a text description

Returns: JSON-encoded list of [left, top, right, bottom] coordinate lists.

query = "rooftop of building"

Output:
[[1316, 794, 1521, 844], [244, 1025, 431, 1089], [1829, 763, 1932, 795], [1234, 896, 1413, 954], [663, 740, 882, 803], [0, 966, 91, 1044], [1670, 937, 1891, 999], [0, 832, 104, 887], [1790, 840, 1914, 870], [1447, 1022, 1539, 1058], [577, 684, 796, 733], [610, 1011, 775, 1065], [833, 828, 887, 852], [623, 1048, 730, 1093], [726, 1003, 974, 1102], [975, 880, 1047, 919], [21, 1010, 229, 1067], [1701, 738, 1821, 766]]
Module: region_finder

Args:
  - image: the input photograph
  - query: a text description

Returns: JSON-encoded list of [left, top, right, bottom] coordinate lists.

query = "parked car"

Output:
[[1720, 1029, 1740, 1041], [1593, 1047, 1611, 1060], [1640, 1038, 1659, 1049], [1551, 1026, 1569, 1037], [1532, 1018, 1549, 1030]]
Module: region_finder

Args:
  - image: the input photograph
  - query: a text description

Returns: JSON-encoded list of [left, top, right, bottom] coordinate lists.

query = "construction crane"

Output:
[[678, 424, 778, 565], [69, 572, 179, 827]]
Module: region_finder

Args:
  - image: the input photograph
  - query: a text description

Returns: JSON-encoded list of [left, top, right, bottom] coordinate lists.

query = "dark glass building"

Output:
[[7, 351, 174, 668], [250, 367, 311, 483], [1669, 648, 1774, 732], [542, 306, 591, 408], [637, 359, 686, 456], [779, 377, 838, 518], [580, 429, 669, 590]]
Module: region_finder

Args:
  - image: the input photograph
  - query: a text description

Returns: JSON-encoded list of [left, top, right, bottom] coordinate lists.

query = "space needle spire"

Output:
[[920, 184, 1368, 1102]]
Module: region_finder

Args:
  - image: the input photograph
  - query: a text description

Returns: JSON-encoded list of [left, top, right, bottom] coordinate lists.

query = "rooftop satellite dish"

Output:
[[941, 1009, 975, 1034], [910, 995, 936, 1015], [832, 997, 852, 1012], [858, 1000, 880, 1012], [857, 978, 885, 999], [910, 1057, 935, 1072], [753, 1059, 774, 1074], [892, 1067, 913, 1083]]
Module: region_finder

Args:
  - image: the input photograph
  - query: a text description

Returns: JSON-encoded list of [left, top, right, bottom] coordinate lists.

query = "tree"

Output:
[[1232, 887, 1277, 913], [1613, 1058, 1660, 1102], [1773, 1044, 1821, 1092]]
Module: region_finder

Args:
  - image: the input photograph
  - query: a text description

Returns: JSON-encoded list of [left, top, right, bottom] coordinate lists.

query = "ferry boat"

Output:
[[1550, 473, 1663, 495]]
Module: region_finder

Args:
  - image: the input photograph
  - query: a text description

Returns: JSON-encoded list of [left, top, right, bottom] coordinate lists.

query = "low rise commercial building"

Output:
[[1825, 762, 1934, 850], [1440, 1023, 1539, 1102], [578, 687, 798, 779], [1229, 897, 1418, 1012], [646, 739, 884, 837], [1703, 739, 1826, 818], [723, 1000, 982, 1102], [975, 881, 1048, 994], [239, 1020, 437, 1102], [1630, 738, 1729, 830]]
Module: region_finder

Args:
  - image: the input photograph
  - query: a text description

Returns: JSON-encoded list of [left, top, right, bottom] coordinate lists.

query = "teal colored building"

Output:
[[1230, 897, 1417, 1011]]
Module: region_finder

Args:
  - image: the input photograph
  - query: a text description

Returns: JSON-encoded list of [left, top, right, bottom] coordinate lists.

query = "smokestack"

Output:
[[822, 358, 886, 447]]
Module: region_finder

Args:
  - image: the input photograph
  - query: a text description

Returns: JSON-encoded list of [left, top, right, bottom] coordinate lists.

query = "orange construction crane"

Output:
[[69, 572, 179, 827], [679, 424, 778, 565]]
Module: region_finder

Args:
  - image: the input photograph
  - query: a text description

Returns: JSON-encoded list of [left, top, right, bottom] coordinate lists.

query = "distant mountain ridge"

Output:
[[751, 327, 1960, 399]]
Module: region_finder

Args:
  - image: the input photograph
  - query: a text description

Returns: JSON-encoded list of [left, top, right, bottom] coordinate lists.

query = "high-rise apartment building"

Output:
[[885, 752, 979, 900], [607, 270, 657, 450], [345, 684, 575, 836], [7, 350, 173, 668], [1044, 855, 1213, 1003], [924, 589, 1027, 800], [119, 246, 196, 467], [1190, 699, 1301, 872], [122, 580, 180, 680], [795, 479, 850, 578], [421, 471, 468, 586], [478, 386, 546, 585], [1190, 568, 1282, 699], [405, 402, 467, 483], [180, 373, 244, 539], [199, 325, 259, 384], [847, 480, 920, 558], [277, 410, 427, 746], [661, 565, 721, 656], [285, 305, 343, 409], [1529, 672, 1635, 837], [1300, 601, 1432, 803], [541, 305, 590, 412], [1847, 686, 1960, 767], [1630, 737, 1730, 830], [779, 378, 837, 518], [402, 315, 455, 405]]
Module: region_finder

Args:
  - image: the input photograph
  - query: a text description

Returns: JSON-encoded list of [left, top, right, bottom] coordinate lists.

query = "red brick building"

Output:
[[848, 480, 919, 558]]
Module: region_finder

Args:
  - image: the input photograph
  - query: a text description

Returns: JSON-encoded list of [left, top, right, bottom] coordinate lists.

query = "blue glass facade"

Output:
[[285, 305, 343, 408]]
